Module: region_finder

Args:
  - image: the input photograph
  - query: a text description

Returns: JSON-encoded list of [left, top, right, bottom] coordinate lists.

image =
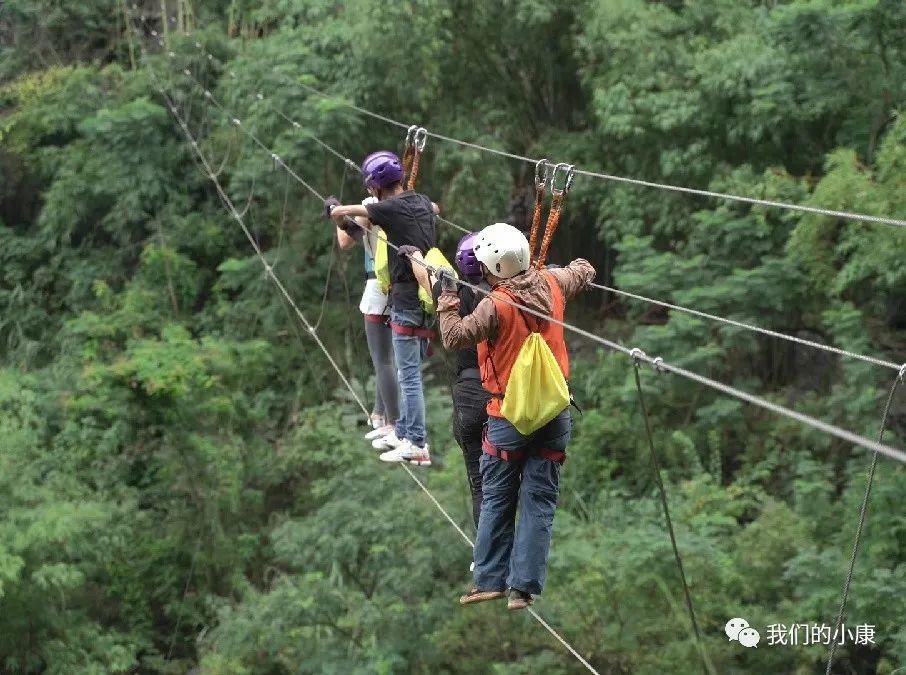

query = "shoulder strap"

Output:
[[490, 285, 541, 334]]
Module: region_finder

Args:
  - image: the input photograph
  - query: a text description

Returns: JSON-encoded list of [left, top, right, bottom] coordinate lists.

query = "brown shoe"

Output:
[[507, 589, 535, 611], [459, 587, 506, 606]]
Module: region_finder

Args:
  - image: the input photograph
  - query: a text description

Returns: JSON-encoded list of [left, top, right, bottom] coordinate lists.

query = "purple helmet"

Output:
[[361, 151, 403, 190], [455, 233, 483, 280]]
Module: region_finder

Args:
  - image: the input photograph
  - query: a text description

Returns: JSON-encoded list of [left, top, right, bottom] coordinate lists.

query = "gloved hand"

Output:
[[323, 196, 340, 219], [437, 266, 458, 293], [397, 245, 420, 258]]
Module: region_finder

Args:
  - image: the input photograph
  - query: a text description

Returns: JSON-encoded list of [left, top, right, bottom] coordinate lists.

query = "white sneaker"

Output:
[[365, 424, 395, 441], [470, 561, 475, 572], [372, 431, 403, 450], [379, 440, 432, 466]]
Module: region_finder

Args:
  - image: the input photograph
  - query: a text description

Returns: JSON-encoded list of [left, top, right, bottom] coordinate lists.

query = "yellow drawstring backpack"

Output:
[[374, 233, 455, 314], [419, 247, 457, 314], [373, 227, 392, 295], [498, 312, 570, 436]]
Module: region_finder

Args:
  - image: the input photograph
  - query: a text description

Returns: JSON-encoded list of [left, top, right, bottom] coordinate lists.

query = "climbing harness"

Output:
[[389, 322, 435, 340], [527, 158, 550, 262], [536, 163, 575, 269], [481, 428, 567, 464]]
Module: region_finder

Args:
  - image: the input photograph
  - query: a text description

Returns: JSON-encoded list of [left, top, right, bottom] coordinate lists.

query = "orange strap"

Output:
[[402, 144, 415, 178], [401, 125, 417, 179], [406, 149, 421, 191], [535, 192, 564, 269], [528, 159, 549, 262], [535, 163, 574, 269]]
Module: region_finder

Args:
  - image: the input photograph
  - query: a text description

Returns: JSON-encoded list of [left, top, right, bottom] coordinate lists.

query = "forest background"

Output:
[[1, 0, 906, 673]]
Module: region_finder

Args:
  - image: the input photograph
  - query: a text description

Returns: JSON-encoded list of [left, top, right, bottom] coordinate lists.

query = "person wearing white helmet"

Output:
[[435, 222, 595, 610]]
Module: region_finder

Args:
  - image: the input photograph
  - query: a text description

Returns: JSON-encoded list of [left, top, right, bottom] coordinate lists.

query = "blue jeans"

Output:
[[391, 306, 429, 447], [473, 410, 571, 595]]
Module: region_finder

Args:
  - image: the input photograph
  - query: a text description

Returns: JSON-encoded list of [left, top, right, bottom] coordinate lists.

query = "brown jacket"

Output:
[[438, 259, 596, 349]]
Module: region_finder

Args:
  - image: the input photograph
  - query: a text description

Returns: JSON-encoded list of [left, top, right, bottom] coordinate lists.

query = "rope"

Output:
[[166, 541, 200, 659], [590, 282, 903, 373], [428, 214, 903, 374], [168, 62, 906, 467], [172, 26, 906, 230], [260, 95, 361, 174], [400, 464, 474, 548], [825, 367, 905, 674], [526, 607, 602, 675], [148, 45, 602, 675], [430, 215, 902, 374], [147, 28, 906, 674], [631, 351, 708, 675], [437, 215, 472, 235], [313, 164, 349, 331], [149, 70, 369, 422], [291, 81, 906, 230]]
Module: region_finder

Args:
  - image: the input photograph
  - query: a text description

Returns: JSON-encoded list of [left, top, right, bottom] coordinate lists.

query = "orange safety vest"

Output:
[[478, 271, 569, 418]]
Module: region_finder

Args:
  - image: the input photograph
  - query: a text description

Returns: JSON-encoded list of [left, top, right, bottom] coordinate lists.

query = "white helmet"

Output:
[[472, 223, 530, 279]]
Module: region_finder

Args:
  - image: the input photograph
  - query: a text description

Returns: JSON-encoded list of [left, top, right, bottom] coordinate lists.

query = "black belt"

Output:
[[365, 271, 376, 280], [457, 367, 481, 381]]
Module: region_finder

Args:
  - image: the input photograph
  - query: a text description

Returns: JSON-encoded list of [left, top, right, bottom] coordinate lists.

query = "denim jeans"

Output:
[[364, 316, 399, 423], [452, 377, 490, 529], [473, 410, 571, 595], [391, 306, 429, 447]]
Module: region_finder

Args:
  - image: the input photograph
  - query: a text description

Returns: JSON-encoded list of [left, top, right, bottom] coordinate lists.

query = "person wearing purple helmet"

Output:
[[448, 234, 490, 528], [401, 232, 490, 532], [326, 151, 438, 466], [333, 195, 400, 443]]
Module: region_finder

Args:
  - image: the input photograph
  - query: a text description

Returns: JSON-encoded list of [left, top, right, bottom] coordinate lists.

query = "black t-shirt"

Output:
[[366, 191, 437, 311]]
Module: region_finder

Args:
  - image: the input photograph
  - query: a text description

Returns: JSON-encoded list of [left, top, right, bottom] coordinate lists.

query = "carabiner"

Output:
[[534, 159, 550, 190], [414, 127, 428, 152], [550, 163, 576, 196], [629, 347, 647, 367], [405, 124, 418, 148]]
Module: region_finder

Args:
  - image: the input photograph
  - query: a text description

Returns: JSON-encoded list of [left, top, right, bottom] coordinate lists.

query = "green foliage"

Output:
[[1, 0, 906, 673]]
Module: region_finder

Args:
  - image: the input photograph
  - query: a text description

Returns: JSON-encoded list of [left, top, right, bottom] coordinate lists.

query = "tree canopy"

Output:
[[1, 0, 906, 673]]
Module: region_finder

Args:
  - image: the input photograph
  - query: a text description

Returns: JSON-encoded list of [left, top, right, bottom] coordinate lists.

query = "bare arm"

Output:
[[431, 202, 440, 214], [335, 225, 356, 250], [335, 213, 371, 250]]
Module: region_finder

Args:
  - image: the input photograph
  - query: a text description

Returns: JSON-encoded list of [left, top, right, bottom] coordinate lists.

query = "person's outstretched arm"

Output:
[[548, 258, 596, 300], [329, 203, 370, 222]]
